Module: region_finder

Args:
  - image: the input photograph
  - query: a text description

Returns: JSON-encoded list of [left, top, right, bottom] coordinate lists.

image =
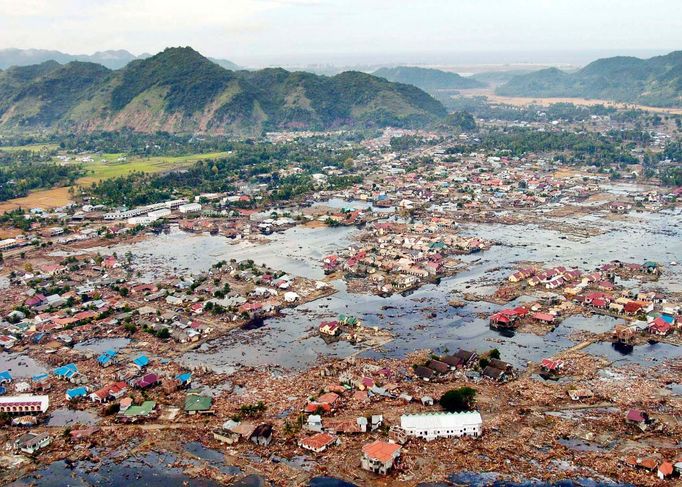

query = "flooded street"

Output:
[[8, 451, 222, 487], [102, 196, 682, 374]]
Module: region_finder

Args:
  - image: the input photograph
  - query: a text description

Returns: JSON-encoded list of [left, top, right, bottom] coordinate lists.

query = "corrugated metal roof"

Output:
[[400, 411, 482, 430]]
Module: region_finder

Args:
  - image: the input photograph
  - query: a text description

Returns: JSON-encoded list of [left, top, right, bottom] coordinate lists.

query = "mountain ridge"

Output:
[[373, 66, 485, 92], [0, 47, 446, 135], [496, 50, 682, 107], [0, 47, 240, 71]]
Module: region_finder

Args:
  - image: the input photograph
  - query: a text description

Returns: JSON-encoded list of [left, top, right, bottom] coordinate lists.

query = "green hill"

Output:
[[496, 51, 682, 107], [0, 61, 111, 127], [373, 66, 485, 92], [0, 47, 446, 134]]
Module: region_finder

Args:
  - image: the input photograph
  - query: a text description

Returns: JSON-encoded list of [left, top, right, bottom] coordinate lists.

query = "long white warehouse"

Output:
[[400, 411, 482, 440], [0, 395, 50, 414]]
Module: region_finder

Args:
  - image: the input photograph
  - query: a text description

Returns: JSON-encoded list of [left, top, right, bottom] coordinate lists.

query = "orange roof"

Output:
[[300, 432, 336, 450], [353, 390, 369, 402], [638, 457, 657, 470], [362, 440, 401, 463], [304, 402, 331, 413], [317, 392, 340, 404], [623, 455, 638, 467], [54, 317, 79, 326], [658, 462, 673, 476]]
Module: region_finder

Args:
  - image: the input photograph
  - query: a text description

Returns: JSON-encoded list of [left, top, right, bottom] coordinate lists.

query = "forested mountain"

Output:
[[0, 47, 446, 134], [497, 51, 682, 107], [373, 66, 485, 91]]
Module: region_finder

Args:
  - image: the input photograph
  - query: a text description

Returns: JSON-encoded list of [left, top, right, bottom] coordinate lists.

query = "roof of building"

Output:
[[626, 409, 646, 422], [176, 372, 192, 383], [401, 411, 483, 431], [0, 395, 50, 410], [184, 393, 212, 412], [362, 440, 401, 463], [132, 355, 149, 367], [66, 387, 88, 398], [300, 432, 336, 450], [124, 401, 156, 417], [54, 363, 78, 378]]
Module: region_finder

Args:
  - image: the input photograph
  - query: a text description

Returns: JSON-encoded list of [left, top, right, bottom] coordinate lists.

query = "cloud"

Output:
[[0, 0, 680, 64]]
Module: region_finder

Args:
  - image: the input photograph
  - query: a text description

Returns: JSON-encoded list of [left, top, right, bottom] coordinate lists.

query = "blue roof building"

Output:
[[54, 363, 79, 380], [132, 355, 149, 369], [66, 386, 88, 401], [0, 370, 12, 384], [97, 349, 117, 367]]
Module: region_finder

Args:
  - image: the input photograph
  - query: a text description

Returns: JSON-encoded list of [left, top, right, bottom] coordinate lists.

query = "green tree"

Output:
[[440, 387, 477, 412]]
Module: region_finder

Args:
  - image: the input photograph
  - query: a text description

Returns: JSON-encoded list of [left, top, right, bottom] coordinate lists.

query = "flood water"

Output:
[[0, 352, 48, 379], [101, 202, 680, 374], [109, 224, 358, 281], [184, 442, 242, 475], [9, 451, 221, 487], [447, 471, 634, 486], [47, 407, 100, 427], [73, 337, 131, 355]]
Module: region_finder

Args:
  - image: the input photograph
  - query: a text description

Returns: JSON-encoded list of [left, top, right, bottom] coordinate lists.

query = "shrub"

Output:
[[440, 387, 477, 413]]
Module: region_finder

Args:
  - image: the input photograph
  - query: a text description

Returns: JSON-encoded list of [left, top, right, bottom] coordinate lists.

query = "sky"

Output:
[[0, 0, 680, 67]]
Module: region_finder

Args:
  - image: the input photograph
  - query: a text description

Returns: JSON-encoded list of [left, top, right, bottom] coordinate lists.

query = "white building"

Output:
[[148, 208, 171, 219], [0, 238, 18, 250], [128, 216, 156, 226], [104, 199, 187, 220], [179, 203, 202, 214], [0, 395, 50, 414], [400, 411, 482, 441]]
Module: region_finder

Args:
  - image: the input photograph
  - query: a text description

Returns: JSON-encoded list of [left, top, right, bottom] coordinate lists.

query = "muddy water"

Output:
[[0, 353, 48, 379], [47, 407, 100, 427], [447, 471, 633, 486], [73, 337, 130, 354], [9, 451, 221, 487], [110, 224, 358, 281], [103, 201, 680, 373]]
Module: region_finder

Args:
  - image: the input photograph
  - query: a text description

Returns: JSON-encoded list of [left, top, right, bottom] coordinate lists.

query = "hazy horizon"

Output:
[[0, 47, 677, 72], [1, 0, 680, 68]]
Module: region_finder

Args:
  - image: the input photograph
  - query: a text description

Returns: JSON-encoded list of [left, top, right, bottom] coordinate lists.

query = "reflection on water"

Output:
[[448, 471, 634, 487], [73, 337, 130, 355], [309, 477, 358, 487], [100, 208, 680, 373], [110, 224, 358, 281], [47, 408, 99, 427], [10, 451, 221, 487], [0, 353, 48, 379], [184, 442, 242, 475]]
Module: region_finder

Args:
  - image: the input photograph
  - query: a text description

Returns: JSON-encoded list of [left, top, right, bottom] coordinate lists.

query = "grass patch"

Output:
[[0, 143, 60, 153], [77, 151, 230, 184]]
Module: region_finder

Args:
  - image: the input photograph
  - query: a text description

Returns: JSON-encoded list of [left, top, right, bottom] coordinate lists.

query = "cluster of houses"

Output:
[[501, 261, 680, 339], [322, 222, 488, 295], [413, 349, 516, 384], [622, 408, 682, 480], [0, 248, 327, 356], [295, 362, 486, 475]]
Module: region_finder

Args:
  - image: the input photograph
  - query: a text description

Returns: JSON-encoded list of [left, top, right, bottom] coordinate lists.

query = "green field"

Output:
[[0, 143, 60, 153], [76, 151, 230, 184]]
